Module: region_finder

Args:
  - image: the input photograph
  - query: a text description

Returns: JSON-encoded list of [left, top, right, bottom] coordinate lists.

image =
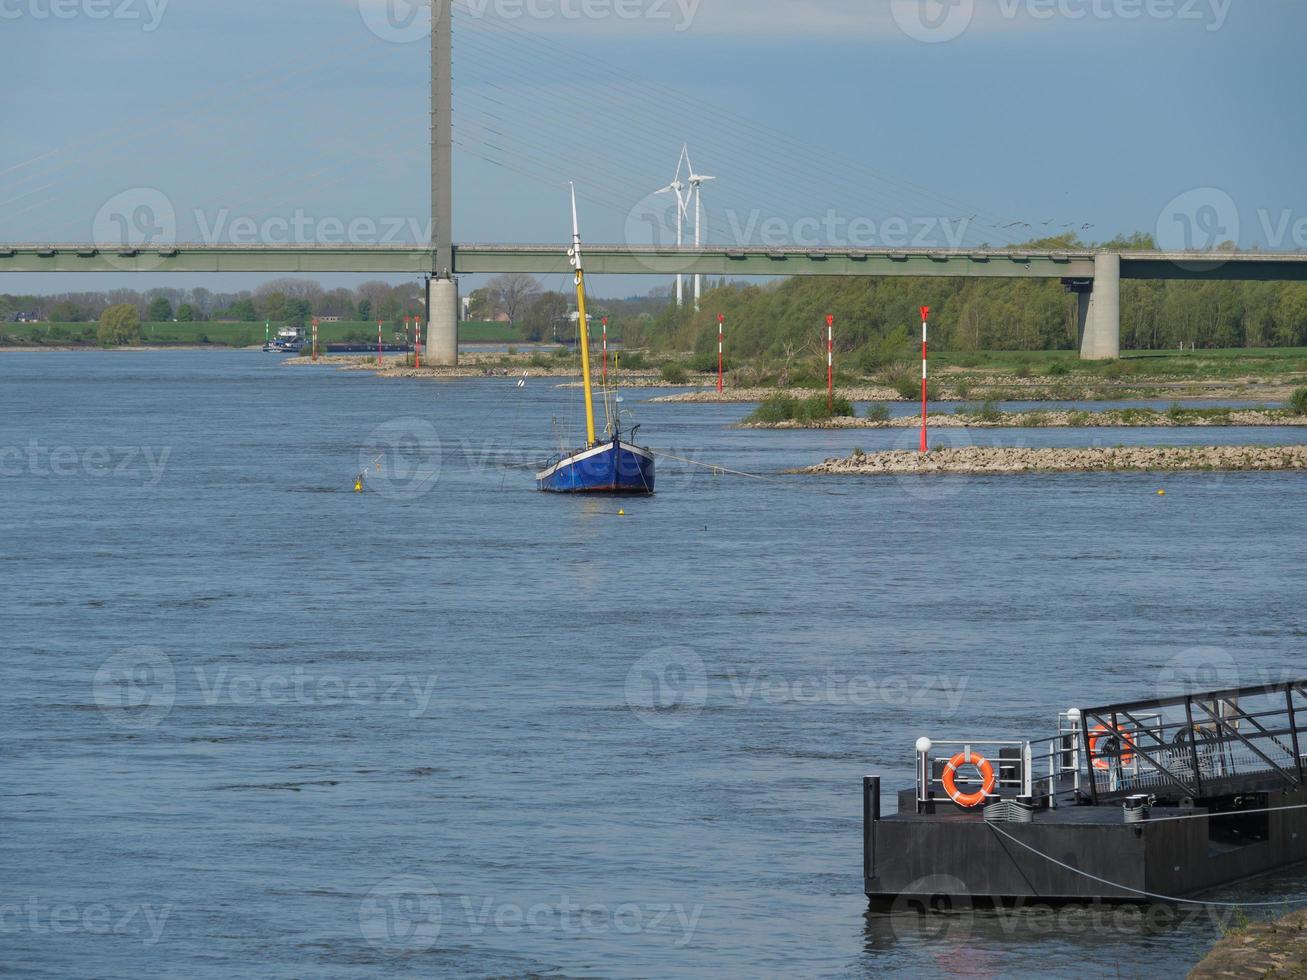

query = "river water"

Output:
[[3, 351, 1307, 978]]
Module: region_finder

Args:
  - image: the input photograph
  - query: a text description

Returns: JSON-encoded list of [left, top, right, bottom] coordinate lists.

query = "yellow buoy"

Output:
[[354, 480, 363, 493], [1157, 490, 1166, 496], [618, 509, 625, 517]]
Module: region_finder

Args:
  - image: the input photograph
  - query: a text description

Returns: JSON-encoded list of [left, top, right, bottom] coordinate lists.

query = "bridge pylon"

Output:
[[425, 0, 458, 366]]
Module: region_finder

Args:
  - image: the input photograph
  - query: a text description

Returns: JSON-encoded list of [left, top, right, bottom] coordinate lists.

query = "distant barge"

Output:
[[865, 679, 1307, 909]]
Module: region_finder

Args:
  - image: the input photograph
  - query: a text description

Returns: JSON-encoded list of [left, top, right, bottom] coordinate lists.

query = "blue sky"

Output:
[[3, 0, 1305, 297]]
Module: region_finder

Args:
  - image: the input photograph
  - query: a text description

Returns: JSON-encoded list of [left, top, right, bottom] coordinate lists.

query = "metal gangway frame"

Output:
[[1078, 678, 1307, 804]]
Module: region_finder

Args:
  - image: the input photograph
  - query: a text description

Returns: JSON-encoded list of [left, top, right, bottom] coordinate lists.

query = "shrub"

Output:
[[1290, 387, 1307, 416], [865, 402, 891, 423], [960, 399, 1004, 423], [1167, 401, 1188, 423], [507, 345, 518, 356], [618, 351, 646, 370], [1046, 361, 1071, 377], [816, 394, 855, 419], [530, 353, 550, 368], [744, 393, 852, 423], [745, 394, 800, 424], [1020, 411, 1048, 428], [660, 362, 688, 384]]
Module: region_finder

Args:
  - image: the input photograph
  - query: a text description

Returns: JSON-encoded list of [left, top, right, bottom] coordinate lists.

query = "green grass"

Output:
[[458, 321, 524, 343]]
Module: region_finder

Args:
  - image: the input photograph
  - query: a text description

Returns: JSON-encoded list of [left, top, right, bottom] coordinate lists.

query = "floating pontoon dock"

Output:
[[865, 678, 1307, 909]]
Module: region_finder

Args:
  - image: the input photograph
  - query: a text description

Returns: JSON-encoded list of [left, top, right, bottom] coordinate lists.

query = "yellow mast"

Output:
[[568, 183, 597, 446]]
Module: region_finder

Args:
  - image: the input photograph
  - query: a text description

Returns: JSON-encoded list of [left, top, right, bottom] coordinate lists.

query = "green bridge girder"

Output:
[[1, 244, 1306, 281]]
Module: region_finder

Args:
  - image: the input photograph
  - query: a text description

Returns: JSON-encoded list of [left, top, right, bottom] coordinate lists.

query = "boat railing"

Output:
[[1079, 679, 1307, 803], [915, 738, 1038, 803], [913, 680, 1307, 808]]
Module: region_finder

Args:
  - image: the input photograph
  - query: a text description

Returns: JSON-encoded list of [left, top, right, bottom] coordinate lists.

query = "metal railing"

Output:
[[912, 679, 1307, 808], [1079, 680, 1307, 803]]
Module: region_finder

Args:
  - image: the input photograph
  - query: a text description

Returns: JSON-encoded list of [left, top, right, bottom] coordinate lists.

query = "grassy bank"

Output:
[[745, 397, 1307, 429]]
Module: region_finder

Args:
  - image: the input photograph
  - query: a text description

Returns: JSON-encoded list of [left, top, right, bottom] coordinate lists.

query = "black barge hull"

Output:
[[865, 679, 1307, 908]]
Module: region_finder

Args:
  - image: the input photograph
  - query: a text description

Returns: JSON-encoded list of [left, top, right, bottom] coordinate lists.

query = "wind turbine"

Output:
[[686, 151, 716, 311], [655, 145, 691, 307]]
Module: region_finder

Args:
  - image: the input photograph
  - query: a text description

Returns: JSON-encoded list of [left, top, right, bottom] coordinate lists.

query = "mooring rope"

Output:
[[648, 448, 847, 496], [1139, 802, 1307, 826], [986, 822, 1302, 908]]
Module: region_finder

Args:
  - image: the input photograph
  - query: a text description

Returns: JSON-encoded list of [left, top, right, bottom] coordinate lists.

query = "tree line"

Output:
[[628, 234, 1307, 365], [0, 278, 425, 328]]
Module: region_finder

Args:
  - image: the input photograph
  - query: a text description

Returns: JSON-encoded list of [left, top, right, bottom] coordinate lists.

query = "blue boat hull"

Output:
[[536, 439, 655, 494]]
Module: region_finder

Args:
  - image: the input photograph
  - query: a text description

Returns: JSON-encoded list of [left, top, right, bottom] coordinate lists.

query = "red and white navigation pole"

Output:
[[414, 312, 421, 369], [377, 319, 384, 366], [602, 316, 609, 386], [920, 306, 930, 453], [717, 313, 725, 394], [826, 314, 835, 414], [311, 317, 319, 362]]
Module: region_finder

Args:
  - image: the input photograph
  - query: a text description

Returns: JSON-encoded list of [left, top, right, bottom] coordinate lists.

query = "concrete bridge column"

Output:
[[426, 277, 458, 366], [1080, 251, 1121, 360]]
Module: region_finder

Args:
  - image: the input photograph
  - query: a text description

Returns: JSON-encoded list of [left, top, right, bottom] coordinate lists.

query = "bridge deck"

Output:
[[2, 244, 1305, 279]]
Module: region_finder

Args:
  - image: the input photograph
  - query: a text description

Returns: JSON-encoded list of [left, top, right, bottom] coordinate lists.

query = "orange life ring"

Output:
[[1090, 724, 1136, 770], [941, 750, 997, 808]]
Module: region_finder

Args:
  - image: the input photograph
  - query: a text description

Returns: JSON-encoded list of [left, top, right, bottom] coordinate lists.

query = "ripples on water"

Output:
[[3, 352, 1306, 978]]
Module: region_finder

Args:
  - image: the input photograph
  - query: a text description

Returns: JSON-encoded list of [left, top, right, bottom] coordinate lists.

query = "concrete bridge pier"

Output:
[[426, 277, 458, 366], [1079, 251, 1121, 360]]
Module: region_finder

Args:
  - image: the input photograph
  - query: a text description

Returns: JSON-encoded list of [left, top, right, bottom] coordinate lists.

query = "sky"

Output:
[[3, 0, 1306, 298]]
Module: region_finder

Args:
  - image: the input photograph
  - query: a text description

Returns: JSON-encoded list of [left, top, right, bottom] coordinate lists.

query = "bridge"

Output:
[[6, 12, 1307, 364]]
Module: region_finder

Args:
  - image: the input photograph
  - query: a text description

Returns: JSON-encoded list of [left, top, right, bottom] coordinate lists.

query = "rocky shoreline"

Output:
[[1189, 907, 1307, 978], [747, 409, 1307, 429], [796, 444, 1307, 476]]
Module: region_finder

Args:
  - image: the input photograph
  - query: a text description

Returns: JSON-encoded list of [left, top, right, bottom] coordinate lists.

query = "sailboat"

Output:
[[535, 186, 656, 495]]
